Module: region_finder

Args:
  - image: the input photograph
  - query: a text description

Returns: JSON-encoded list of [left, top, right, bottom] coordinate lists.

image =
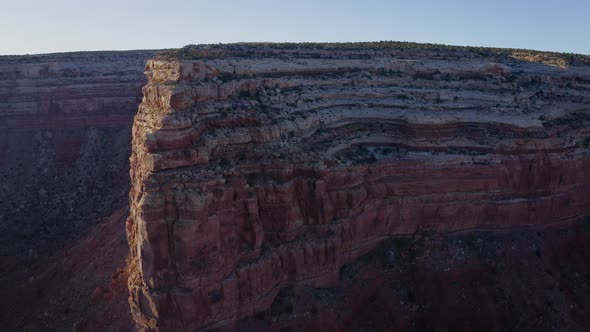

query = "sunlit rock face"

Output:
[[127, 43, 590, 331]]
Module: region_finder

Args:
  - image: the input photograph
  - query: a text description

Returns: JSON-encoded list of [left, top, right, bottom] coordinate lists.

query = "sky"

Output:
[[1, 0, 589, 55]]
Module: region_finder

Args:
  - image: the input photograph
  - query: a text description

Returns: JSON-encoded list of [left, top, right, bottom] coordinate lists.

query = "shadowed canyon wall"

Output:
[[0, 50, 156, 259], [127, 44, 590, 331], [0, 50, 157, 331]]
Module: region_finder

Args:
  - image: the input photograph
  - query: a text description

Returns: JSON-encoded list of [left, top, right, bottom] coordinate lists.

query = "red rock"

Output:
[[127, 44, 590, 331]]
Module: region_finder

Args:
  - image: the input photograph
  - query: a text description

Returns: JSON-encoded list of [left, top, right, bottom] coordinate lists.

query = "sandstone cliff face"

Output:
[[127, 44, 590, 331]]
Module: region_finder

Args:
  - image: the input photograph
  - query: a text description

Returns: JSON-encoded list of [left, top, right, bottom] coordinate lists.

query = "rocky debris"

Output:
[[125, 43, 590, 331], [1, 208, 135, 332]]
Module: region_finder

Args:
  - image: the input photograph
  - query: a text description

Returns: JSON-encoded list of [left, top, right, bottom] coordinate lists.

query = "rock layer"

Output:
[[127, 44, 590, 331]]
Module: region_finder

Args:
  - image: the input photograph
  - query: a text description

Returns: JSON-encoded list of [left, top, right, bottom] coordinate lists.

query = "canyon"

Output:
[[1, 43, 590, 331], [128, 43, 590, 331], [0, 50, 156, 331], [0, 50, 155, 255]]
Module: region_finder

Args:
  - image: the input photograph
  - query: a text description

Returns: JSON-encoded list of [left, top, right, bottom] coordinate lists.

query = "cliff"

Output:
[[127, 43, 590, 331]]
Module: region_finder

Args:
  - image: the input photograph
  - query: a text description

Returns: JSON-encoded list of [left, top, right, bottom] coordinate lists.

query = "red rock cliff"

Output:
[[127, 44, 590, 331]]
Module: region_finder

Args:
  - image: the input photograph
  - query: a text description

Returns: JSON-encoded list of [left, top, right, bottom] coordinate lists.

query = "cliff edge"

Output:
[[127, 43, 590, 331]]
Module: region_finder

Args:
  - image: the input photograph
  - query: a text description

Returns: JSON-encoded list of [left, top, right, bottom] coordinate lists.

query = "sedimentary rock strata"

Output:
[[127, 44, 590, 331]]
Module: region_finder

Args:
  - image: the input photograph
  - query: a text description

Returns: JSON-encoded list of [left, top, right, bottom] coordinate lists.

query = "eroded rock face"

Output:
[[127, 44, 590, 331]]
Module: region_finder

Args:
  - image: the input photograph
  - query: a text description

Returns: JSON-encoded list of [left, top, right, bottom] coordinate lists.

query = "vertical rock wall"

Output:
[[127, 44, 590, 331]]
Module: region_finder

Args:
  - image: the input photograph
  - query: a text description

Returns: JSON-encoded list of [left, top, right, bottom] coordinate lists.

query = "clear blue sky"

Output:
[[1, 0, 589, 55]]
